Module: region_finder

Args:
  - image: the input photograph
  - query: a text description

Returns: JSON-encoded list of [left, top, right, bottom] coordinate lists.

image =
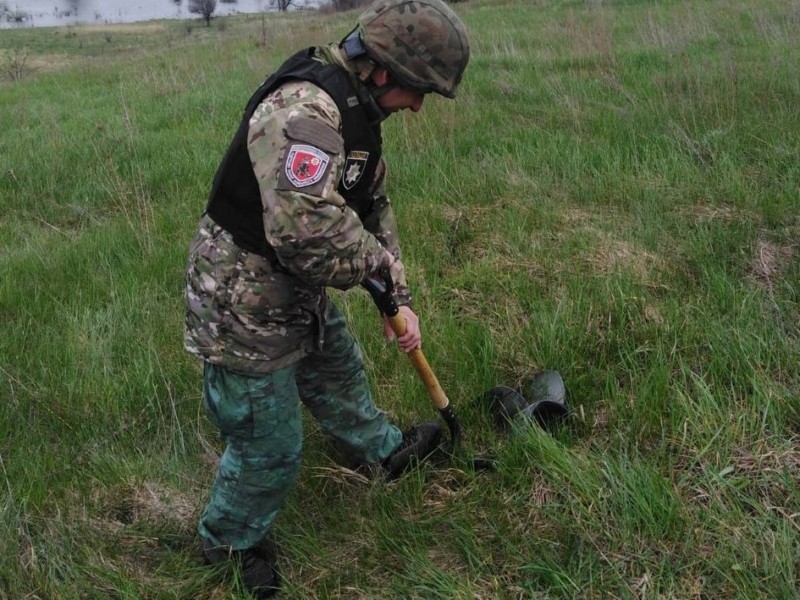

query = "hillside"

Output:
[[1, 0, 798, 597]]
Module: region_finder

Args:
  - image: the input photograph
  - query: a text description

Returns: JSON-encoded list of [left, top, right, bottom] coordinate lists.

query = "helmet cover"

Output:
[[357, 0, 470, 98]]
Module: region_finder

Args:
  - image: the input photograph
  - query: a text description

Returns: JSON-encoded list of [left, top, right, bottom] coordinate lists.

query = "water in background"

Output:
[[1, 0, 320, 29]]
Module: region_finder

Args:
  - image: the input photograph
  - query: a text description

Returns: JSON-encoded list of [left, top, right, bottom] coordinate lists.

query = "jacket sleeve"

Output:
[[360, 159, 412, 306], [247, 81, 392, 290]]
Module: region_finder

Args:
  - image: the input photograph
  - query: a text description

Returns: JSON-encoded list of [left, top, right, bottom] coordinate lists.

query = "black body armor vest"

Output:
[[205, 48, 383, 257]]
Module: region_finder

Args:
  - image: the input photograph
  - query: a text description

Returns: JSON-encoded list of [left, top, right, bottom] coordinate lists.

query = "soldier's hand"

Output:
[[382, 248, 396, 269], [383, 305, 421, 353]]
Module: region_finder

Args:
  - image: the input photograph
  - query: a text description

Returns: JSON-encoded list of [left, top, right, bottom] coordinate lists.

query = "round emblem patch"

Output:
[[285, 144, 330, 188]]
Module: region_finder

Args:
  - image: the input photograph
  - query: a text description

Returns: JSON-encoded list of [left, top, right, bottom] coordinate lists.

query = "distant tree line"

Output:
[[0, 1, 30, 23], [186, 0, 307, 20], [324, 0, 468, 11], [184, 0, 465, 24], [326, 0, 370, 9], [189, 0, 217, 25]]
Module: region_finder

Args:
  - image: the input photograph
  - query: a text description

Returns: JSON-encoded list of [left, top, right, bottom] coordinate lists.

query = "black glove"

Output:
[[361, 268, 399, 317]]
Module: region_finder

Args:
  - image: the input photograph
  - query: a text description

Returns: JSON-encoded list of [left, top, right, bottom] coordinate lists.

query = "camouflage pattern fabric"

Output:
[[198, 302, 403, 550], [185, 215, 322, 374], [185, 60, 411, 374]]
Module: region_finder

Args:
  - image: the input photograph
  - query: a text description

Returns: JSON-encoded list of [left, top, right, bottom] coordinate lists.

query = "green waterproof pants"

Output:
[[198, 302, 402, 550]]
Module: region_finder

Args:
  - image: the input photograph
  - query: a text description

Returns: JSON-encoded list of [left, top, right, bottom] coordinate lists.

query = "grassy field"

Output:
[[1, 0, 798, 597]]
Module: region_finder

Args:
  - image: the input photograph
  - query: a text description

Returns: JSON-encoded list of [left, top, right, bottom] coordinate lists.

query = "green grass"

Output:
[[1, 0, 798, 598]]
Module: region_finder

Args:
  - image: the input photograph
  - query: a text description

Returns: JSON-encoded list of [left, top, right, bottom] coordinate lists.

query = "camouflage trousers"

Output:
[[198, 302, 402, 550]]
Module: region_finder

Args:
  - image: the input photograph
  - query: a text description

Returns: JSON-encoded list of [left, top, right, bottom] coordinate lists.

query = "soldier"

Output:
[[183, 0, 470, 596]]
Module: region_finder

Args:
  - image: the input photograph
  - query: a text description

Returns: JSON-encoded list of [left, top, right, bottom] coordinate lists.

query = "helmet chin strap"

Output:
[[352, 74, 392, 125], [361, 80, 395, 124], [340, 29, 394, 124]]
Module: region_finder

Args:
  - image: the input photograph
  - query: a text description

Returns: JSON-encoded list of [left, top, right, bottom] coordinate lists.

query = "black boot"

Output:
[[202, 539, 280, 599], [382, 421, 442, 477]]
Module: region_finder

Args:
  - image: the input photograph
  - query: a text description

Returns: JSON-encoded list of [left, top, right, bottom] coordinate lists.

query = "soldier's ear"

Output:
[[370, 67, 391, 87]]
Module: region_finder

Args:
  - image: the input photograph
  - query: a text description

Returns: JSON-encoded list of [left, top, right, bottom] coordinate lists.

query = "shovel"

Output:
[[362, 271, 570, 472], [361, 270, 464, 453]]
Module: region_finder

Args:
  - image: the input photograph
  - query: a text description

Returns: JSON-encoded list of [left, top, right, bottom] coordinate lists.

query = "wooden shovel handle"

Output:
[[387, 313, 450, 410]]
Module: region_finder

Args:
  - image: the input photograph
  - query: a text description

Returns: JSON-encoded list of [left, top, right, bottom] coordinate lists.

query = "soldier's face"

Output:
[[371, 67, 425, 114], [378, 86, 425, 113]]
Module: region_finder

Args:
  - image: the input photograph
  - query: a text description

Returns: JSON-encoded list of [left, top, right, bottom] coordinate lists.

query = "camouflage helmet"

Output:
[[356, 0, 470, 99]]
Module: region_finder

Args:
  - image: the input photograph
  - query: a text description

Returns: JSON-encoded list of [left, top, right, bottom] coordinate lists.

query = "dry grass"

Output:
[[564, 7, 616, 67], [69, 22, 169, 34], [562, 208, 667, 283], [749, 237, 795, 292], [637, 5, 716, 54], [681, 203, 759, 226], [0, 48, 45, 80], [730, 437, 800, 518], [587, 235, 661, 280], [130, 481, 197, 529], [84, 479, 198, 535]]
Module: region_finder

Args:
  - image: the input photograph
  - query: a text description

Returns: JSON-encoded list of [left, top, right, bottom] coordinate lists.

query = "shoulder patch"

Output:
[[342, 151, 370, 190], [284, 145, 330, 188], [285, 116, 343, 155]]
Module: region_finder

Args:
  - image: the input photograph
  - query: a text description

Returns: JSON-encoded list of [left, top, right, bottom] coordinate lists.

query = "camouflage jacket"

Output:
[[184, 48, 411, 374]]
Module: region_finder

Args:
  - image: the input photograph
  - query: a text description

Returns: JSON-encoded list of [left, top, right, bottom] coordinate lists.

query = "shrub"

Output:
[[325, 0, 371, 12], [1, 48, 33, 81]]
